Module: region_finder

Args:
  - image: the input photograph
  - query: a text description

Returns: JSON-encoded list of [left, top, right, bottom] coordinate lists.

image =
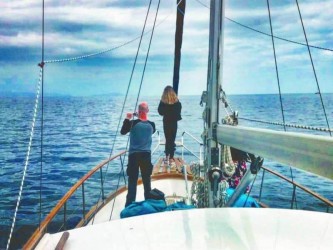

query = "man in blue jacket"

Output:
[[121, 102, 156, 207]]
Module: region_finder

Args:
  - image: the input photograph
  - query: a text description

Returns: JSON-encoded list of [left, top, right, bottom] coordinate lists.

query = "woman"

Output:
[[158, 86, 182, 161]]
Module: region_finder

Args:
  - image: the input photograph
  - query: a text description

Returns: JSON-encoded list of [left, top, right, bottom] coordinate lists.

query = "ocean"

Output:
[[1, 94, 333, 249]]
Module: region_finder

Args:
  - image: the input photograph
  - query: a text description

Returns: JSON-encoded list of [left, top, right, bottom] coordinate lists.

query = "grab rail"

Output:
[[24, 150, 127, 250], [181, 131, 203, 164], [151, 130, 161, 155], [151, 130, 203, 164], [259, 165, 333, 212]]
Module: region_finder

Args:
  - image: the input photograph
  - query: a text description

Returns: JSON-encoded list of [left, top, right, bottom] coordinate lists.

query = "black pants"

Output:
[[125, 152, 153, 207], [163, 121, 177, 159]]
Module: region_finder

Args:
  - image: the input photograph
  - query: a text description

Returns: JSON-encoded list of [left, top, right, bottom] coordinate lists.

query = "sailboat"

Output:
[[3, 0, 332, 249]]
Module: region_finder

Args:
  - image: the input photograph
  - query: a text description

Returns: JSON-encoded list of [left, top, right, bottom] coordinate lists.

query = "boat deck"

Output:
[[152, 157, 192, 176], [82, 157, 194, 224]]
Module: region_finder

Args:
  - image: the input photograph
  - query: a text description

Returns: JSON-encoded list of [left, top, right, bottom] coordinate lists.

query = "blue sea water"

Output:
[[0, 94, 333, 249]]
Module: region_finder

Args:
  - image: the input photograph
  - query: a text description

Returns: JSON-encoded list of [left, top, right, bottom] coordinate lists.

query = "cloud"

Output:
[[1, 0, 332, 96]]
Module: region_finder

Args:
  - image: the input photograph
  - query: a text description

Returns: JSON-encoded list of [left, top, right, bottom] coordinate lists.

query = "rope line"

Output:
[[110, 0, 160, 220], [266, 0, 286, 132], [295, 0, 332, 136], [133, 0, 161, 115], [239, 117, 333, 133], [44, 37, 141, 64], [6, 68, 43, 250], [109, 157, 126, 221], [39, 0, 45, 231], [289, 167, 298, 209], [109, 0, 161, 221]]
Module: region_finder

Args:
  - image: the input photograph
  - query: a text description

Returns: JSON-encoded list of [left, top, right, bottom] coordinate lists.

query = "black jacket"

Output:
[[158, 101, 182, 122]]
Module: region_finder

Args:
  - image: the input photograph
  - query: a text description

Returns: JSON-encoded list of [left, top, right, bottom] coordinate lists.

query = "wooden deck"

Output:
[[152, 157, 192, 176]]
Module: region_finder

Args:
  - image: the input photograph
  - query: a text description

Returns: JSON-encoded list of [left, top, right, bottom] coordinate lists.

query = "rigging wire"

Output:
[[133, 0, 161, 114], [39, 0, 45, 231], [109, 0, 161, 221], [226, 17, 333, 53], [242, 170, 258, 208], [6, 69, 43, 250], [266, 0, 286, 132], [194, 0, 209, 9], [90, 0, 154, 225], [238, 117, 333, 133], [109, 157, 127, 221], [295, 0, 332, 136], [198, 0, 332, 136], [289, 167, 298, 209], [194, 0, 333, 53], [43, 0, 183, 64]]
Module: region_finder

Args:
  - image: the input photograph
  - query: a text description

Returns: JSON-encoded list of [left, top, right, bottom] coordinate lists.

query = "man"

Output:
[[120, 102, 156, 207]]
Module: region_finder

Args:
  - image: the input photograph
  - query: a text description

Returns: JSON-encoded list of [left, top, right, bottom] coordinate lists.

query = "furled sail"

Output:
[[173, 0, 186, 94]]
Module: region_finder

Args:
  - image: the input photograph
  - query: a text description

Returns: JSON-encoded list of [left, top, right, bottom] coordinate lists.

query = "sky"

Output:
[[0, 0, 332, 97]]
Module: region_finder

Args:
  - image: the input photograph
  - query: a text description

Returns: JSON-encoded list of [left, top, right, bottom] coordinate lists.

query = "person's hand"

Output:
[[126, 113, 133, 120]]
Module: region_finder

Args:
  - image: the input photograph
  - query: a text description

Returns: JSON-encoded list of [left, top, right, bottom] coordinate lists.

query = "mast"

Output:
[[173, 0, 186, 94], [204, 0, 225, 207]]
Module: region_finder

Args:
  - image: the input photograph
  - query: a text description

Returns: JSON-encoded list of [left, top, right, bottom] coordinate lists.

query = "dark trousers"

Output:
[[163, 121, 177, 159], [125, 152, 153, 207]]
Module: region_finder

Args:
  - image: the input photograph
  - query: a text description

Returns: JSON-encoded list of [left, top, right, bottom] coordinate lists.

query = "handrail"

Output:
[[24, 150, 127, 250], [181, 131, 203, 164], [182, 131, 203, 145], [260, 165, 333, 209], [152, 130, 203, 162], [151, 130, 161, 155]]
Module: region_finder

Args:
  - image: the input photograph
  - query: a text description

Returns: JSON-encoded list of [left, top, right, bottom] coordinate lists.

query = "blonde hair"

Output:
[[161, 85, 178, 104]]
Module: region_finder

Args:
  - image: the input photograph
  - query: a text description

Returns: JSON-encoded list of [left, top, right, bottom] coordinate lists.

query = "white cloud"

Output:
[[1, 0, 332, 95]]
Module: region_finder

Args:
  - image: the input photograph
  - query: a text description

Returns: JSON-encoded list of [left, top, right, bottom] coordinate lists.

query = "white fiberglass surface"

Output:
[[36, 208, 332, 250]]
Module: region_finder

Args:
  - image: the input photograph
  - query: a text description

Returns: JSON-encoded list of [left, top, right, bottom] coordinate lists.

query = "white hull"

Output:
[[36, 207, 333, 250], [34, 176, 333, 250]]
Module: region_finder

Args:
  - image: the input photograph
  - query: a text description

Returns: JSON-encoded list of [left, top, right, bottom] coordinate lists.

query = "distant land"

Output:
[[0, 91, 123, 98], [0, 92, 71, 98], [1, 91, 331, 98]]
